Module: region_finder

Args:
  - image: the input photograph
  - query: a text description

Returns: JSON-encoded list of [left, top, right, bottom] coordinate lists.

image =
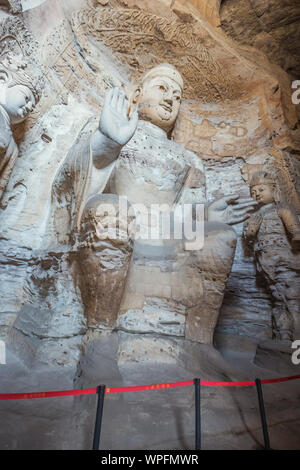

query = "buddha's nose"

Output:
[[165, 97, 173, 106]]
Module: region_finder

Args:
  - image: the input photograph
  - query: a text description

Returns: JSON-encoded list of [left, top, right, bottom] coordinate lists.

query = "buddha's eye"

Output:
[[25, 96, 29, 103], [159, 85, 166, 92]]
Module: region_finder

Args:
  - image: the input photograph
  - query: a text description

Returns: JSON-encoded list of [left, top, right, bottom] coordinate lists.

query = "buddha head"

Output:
[[132, 63, 184, 133], [0, 58, 40, 124], [250, 171, 279, 206]]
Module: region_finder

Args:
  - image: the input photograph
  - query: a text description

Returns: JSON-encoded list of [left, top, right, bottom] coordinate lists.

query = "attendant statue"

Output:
[[0, 55, 39, 202], [244, 171, 300, 341], [51, 64, 257, 343]]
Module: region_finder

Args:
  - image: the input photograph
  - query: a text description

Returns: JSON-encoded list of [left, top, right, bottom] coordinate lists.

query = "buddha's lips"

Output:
[[160, 104, 172, 112]]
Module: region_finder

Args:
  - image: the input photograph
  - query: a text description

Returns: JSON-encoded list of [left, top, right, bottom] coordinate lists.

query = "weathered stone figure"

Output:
[[244, 171, 300, 341], [0, 57, 39, 199], [0, 55, 39, 202], [51, 64, 257, 342]]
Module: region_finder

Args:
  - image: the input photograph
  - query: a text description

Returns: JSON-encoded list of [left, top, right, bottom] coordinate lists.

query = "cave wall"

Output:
[[0, 0, 299, 450]]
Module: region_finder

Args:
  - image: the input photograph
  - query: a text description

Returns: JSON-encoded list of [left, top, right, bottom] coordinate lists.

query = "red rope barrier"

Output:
[[261, 374, 300, 385], [0, 388, 97, 401], [106, 380, 194, 394], [0, 375, 299, 400]]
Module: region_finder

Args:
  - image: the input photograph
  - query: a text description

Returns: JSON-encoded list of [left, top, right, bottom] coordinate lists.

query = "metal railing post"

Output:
[[194, 378, 201, 450], [255, 378, 271, 450], [92, 385, 106, 450]]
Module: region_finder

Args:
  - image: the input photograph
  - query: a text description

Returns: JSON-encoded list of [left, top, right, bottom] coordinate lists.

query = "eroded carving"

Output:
[[243, 171, 300, 341], [77, 194, 135, 328], [71, 7, 236, 102]]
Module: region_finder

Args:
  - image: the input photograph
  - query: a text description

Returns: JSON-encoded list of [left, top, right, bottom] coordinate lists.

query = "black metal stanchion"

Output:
[[255, 378, 271, 450], [194, 378, 201, 450], [92, 385, 106, 450]]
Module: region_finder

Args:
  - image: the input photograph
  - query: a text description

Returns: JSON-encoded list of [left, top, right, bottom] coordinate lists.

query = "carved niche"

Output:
[[70, 7, 237, 102]]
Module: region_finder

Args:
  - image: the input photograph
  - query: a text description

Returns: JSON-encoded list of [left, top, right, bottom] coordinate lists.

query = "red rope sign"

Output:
[[0, 375, 299, 400]]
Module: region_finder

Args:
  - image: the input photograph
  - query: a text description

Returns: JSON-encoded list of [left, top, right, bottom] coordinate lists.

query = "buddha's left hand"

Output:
[[207, 194, 258, 225]]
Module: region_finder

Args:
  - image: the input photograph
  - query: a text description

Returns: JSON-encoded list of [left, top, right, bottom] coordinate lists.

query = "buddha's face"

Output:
[[251, 184, 274, 206], [136, 75, 182, 132], [2, 85, 35, 124]]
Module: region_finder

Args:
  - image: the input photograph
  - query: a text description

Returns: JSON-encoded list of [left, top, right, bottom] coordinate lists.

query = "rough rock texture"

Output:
[[220, 0, 300, 81], [0, 0, 299, 450]]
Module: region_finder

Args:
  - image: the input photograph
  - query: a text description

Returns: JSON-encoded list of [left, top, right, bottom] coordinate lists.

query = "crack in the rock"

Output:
[[12, 325, 86, 341]]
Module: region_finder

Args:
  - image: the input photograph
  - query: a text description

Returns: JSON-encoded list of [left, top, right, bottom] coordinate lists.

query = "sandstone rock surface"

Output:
[[0, 0, 299, 450]]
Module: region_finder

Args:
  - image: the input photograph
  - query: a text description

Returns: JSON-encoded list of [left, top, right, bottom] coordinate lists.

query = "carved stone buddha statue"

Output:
[[50, 63, 257, 344]]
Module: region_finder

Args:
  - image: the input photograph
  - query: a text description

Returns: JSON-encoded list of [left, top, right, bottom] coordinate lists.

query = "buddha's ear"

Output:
[[131, 86, 142, 105], [273, 186, 281, 204]]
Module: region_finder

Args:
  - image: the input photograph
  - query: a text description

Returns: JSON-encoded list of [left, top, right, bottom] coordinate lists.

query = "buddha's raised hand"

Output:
[[99, 87, 138, 146]]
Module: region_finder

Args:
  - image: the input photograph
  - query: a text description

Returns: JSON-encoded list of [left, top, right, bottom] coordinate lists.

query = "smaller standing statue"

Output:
[[243, 171, 300, 341], [0, 54, 40, 202]]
